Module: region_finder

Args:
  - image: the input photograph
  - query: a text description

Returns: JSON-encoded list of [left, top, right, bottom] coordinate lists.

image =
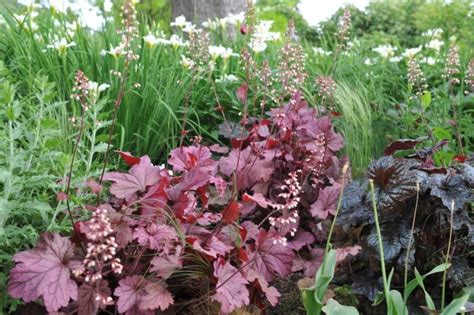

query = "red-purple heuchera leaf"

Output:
[[236, 83, 248, 104], [77, 280, 111, 315], [246, 270, 280, 306], [134, 223, 179, 252], [211, 259, 249, 314], [336, 245, 361, 263], [115, 276, 146, 314], [139, 281, 174, 312], [168, 145, 216, 174], [117, 151, 141, 166], [292, 247, 324, 277], [246, 229, 295, 282], [8, 232, 81, 312], [103, 155, 160, 198], [310, 183, 341, 219]]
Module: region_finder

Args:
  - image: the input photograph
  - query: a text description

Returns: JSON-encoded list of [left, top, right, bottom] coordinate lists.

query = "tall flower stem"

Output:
[[369, 180, 390, 302], [404, 182, 419, 301], [441, 201, 455, 311], [324, 163, 349, 255]]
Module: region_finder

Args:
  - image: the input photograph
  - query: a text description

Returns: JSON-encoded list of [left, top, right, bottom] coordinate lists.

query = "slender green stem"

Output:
[[369, 180, 390, 301], [441, 201, 454, 311], [324, 163, 349, 255], [404, 181, 420, 300]]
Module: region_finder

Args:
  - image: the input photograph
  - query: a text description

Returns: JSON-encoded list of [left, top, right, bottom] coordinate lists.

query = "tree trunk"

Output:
[[171, 0, 247, 27]]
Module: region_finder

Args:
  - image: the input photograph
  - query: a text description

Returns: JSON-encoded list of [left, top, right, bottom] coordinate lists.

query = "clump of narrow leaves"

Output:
[[336, 139, 473, 305], [7, 93, 360, 314]]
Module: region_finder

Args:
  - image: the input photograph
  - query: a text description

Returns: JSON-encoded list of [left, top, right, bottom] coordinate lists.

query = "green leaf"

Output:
[[322, 298, 359, 315], [421, 91, 431, 110], [432, 128, 452, 141], [301, 288, 318, 315], [441, 293, 469, 315], [314, 249, 337, 304], [414, 268, 435, 309], [389, 290, 408, 315], [6, 105, 14, 121], [373, 291, 385, 306], [403, 263, 450, 301]]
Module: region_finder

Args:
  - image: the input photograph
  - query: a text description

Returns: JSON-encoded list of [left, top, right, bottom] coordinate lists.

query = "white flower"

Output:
[[143, 34, 160, 47], [169, 35, 188, 47], [402, 47, 422, 59], [208, 45, 237, 59], [249, 20, 280, 53], [180, 55, 195, 69], [182, 22, 196, 33], [312, 47, 332, 56], [422, 28, 443, 38], [420, 57, 436, 65], [223, 12, 245, 25], [88, 81, 110, 99], [364, 58, 374, 66], [171, 15, 187, 28], [102, 44, 124, 57], [216, 74, 239, 83], [250, 40, 267, 53], [48, 0, 69, 14], [47, 38, 76, 53], [389, 56, 402, 63], [425, 39, 444, 51], [202, 18, 219, 30], [17, 0, 36, 7], [103, 0, 113, 13], [372, 44, 397, 58]]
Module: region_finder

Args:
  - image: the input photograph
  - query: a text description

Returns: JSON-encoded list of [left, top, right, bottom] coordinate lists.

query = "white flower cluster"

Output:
[[142, 34, 188, 49], [249, 20, 281, 53], [46, 37, 76, 53], [372, 44, 397, 58], [17, 0, 112, 31], [215, 74, 239, 83], [312, 47, 332, 56], [208, 45, 238, 59], [202, 11, 245, 29]]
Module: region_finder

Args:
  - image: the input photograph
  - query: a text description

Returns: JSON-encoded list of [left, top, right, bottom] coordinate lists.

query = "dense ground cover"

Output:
[[0, 0, 473, 314]]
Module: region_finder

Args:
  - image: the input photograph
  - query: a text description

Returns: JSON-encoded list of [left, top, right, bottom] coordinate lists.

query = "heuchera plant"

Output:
[[7, 93, 360, 314], [335, 139, 473, 304]]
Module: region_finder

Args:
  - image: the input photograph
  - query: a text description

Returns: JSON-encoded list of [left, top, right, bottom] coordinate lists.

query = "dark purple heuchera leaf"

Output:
[[104, 156, 161, 198], [77, 280, 111, 315], [337, 180, 373, 231], [428, 173, 472, 211], [366, 221, 410, 262], [211, 259, 250, 314], [367, 156, 418, 213], [310, 183, 341, 219], [383, 137, 426, 156], [351, 271, 383, 301], [246, 229, 295, 282], [8, 233, 81, 312]]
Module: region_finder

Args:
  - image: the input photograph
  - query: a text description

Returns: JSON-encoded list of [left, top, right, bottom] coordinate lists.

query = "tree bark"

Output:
[[171, 0, 247, 27]]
